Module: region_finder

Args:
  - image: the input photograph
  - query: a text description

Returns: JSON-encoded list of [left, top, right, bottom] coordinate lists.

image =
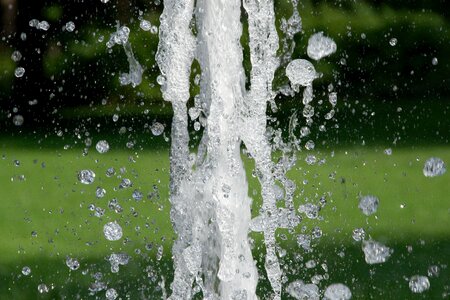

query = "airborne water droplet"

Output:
[[78, 170, 96, 184], [358, 195, 379, 216], [408, 275, 430, 293], [96, 140, 110, 154], [103, 221, 123, 241], [423, 157, 446, 177], [151, 122, 164, 136], [15, 67, 25, 78], [324, 283, 352, 300]]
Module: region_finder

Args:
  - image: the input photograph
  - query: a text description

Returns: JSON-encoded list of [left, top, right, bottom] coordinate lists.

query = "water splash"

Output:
[[157, 0, 334, 298]]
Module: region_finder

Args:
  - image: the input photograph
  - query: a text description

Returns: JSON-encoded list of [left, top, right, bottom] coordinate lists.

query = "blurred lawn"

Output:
[[0, 139, 448, 298]]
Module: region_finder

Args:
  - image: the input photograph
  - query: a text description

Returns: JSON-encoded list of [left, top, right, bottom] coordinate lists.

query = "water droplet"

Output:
[[15, 67, 25, 78], [352, 228, 365, 241], [100, 0, 110, 3], [95, 140, 110, 154], [298, 203, 319, 219], [38, 21, 50, 31], [305, 155, 317, 165], [427, 265, 440, 277], [287, 280, 320, 300], [389, 38, 397, 46], [106, 288, 118, 300], [151, 122, 164, 136], [103, 221, 123, 241], [286, 59, 317, 87], [65, 257, 80, 270], [307, 32, 337, 61], [78, 170, 96, 184], [12, 115, 24, 126], [132, 189, 143, 201], [358, 195, 379, 216], [303, 105, 314, 118], [324, 283, 352, 300], [106, 167, 116, 177], [384, 148, 392, 156], [65, 21, 75, 32], [409, 275, 430, 293], [328, 92, 337, 106], [305, 140, 315, 150], [11, 50, 22, 62], [37, 283, 49, 293], [29, 19, 39, 28], [21, 266, 31, 276], [119, 178, 132, 189], [156, 75, 166, 85], [140, 20, 152, 31], [431, 57, 438, 65], [423, 157, 446, 177], [362, 240, 392, 264], [112, 114, 119, 122]]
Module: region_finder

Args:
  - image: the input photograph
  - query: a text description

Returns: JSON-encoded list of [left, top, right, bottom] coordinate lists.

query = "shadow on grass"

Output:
[[1, 238, 448, 299]]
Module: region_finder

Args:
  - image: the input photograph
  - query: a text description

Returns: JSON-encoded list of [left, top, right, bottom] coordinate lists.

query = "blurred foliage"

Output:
[[0, 0, 448, 126]]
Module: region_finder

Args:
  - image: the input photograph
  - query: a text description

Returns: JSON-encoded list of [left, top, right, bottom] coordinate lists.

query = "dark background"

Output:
[[0, 0, 448, 148]]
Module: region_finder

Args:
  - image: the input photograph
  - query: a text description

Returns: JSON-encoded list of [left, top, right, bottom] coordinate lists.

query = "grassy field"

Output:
[[0, 139, 448, 299]]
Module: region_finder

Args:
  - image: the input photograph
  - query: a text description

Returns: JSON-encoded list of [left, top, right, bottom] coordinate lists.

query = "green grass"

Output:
[[0, 140, 449, 299]]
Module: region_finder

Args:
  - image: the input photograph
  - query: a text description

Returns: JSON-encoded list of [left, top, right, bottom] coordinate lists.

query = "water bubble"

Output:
[[65, 21, 75, 32], [408, 275, 430, 293], [37, 283, 49, 293], [66, 257, 80, 270], [12, 115, 24, 126], [286, 280, 320, 300], [352, 228, 365, 242], [95, 140, 110, 154], [324, 283, 352, 300], [106, 288, 118, 300], [389, 38, 397, 46], [103, 221, 123, 241], [307, 32, 337, 61], [431, 57, 438, 65], [358, 195, 379, 216], [194, 121, 201, 131], [38, 21, 50, 31], [151, 122, 165, 136], [286, 59, 317, 87], [11, 50, 22, 62], [78, 170, 96, 184], [112, 114, 119, 122], [362, 240, 392, 264], [14, 67, 25, 78], [21, 266, 31, 276], [100, 0, 110, 3], [423, 157, 446, 177], [140, 20, 152, 31]]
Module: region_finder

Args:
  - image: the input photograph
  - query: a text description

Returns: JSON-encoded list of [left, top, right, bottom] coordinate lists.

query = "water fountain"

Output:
[[156, 0, 336, 298]]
